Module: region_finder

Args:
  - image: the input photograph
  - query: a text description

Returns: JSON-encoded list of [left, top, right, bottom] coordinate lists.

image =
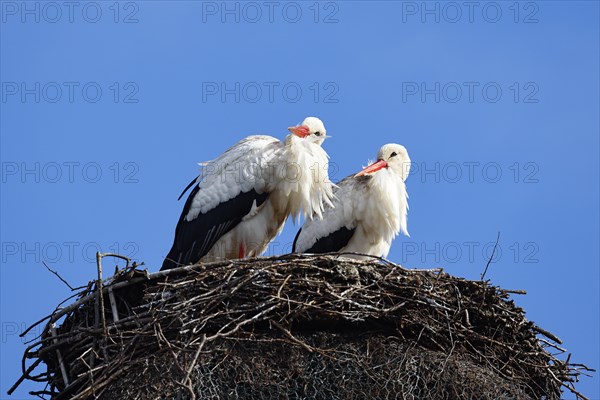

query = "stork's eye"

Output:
[[314, 131, 322, 136], [390, 152, 398, 158]]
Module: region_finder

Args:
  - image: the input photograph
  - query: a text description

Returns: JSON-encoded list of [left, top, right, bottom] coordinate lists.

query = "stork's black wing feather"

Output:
[[177, 176, 198, 201], [162, 185, 269, 270], [292, 228, 302, 253], [301, 226, 356, 254]]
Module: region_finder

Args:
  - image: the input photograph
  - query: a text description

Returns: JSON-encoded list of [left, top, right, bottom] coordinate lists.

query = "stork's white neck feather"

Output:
[[272, 134, 334, 220], [358, 168, 409, 243]]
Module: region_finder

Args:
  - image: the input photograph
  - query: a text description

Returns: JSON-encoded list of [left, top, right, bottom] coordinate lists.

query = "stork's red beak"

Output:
[[355, 159, 388, 177], [288, 125, 310, 138]]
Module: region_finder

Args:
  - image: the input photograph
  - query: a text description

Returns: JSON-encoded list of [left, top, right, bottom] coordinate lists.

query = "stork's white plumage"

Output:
[[293, 143, 411, 259], [161, 117, 334, 270]]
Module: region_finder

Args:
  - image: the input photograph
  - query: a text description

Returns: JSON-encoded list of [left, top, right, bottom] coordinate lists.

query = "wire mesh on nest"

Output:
[[11, 254, 592, 399]]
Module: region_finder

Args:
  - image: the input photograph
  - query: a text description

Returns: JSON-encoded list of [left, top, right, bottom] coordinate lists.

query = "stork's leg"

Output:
[[238, 242, 246, 259]]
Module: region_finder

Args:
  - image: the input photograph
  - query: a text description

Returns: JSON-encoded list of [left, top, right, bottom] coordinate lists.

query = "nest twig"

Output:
[[9, 254, 593, 399]]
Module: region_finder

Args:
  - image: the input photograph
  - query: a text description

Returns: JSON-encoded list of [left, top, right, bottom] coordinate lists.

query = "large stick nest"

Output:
[[11, 254, 592, 399]]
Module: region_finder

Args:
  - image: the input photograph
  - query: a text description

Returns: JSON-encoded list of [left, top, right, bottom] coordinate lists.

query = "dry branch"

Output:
[[10, 254, 593, 399]]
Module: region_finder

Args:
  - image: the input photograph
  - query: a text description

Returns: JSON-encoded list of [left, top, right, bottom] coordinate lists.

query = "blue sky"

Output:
[[1, 1, 598, 398]]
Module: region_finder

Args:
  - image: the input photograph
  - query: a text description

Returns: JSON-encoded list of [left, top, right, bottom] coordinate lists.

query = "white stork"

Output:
[[293, 143, 411, 259], [161, 117, 334, 270]]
